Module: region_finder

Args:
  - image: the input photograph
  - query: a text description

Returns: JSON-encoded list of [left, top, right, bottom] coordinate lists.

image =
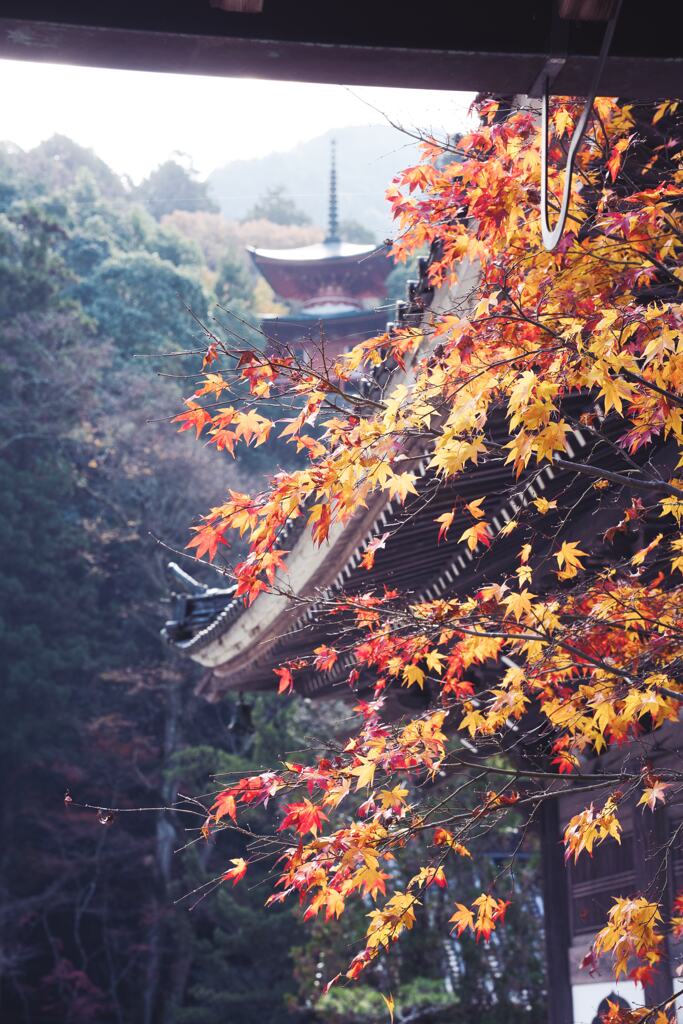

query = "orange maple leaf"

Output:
[[435, 510, 455, 543], [279, 799, 328, 836], [314, 645, 338, 672], [274, 666, 294, 695], [186, 523, 229, 561], [212, 791, 237, 823]]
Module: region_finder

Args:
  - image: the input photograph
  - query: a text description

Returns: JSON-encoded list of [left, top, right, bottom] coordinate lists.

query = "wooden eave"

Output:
[[1, 3, 682, 99], [260, 307, 388, 345]]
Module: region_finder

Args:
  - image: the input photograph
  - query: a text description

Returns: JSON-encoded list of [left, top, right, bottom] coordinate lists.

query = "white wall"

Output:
[[571, 981, 642, 1024]]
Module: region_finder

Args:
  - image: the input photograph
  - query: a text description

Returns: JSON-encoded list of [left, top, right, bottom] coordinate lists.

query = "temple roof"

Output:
[[162, 245, 446, 681], [249, 239, 393, 307], [248, 241, 390, 306], [258, 306, 389, 364]]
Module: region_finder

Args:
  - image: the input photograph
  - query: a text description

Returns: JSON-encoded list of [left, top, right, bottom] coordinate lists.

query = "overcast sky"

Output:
[[0, 58, 473, 182]]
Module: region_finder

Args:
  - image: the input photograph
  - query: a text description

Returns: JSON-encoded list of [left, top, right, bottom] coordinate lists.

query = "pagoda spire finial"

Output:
[[326, 139, 340, 244]]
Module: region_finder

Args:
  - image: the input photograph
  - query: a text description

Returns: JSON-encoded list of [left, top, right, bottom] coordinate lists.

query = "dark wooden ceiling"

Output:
[[0, 1, 680, 99]]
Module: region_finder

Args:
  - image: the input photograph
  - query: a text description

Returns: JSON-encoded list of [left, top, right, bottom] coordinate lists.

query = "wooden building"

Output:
[[554, 726, 683, 1023]]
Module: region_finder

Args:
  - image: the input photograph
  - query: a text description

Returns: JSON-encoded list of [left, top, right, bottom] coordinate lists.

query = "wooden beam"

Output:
[[559, 0, 616, 21], [0, 3, 681, 99], [210, 0, 263, 11]]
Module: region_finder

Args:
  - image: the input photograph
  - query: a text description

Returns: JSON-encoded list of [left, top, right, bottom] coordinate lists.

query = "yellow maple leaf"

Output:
[[631, 533, 663, 567], [516, 564, 533, 586], [533, 497, 557, 514], [465, 497, 486, 519], [503, 589, 536, 622], [472, 893, 509, 941], [556, 541, 587, 579], [323, 887, 346, 920], [425, 650, 445, 674], [449, 902, 474, 936], [653, 100, 676, 124], [533, 420, 569, 462], [553, 107, 574, 137], [597, 375, 633, 415], [564, 798, 622, 863], [234, 408, 273, 445], [593, 896, 663, 978], [351, 758, 377, 790], [382, 993, 395, 1024], [403, 664, 426, 688], [671, 537, 683, 574], [459, 706, 485, 737], [379, 785, 409, 811], [386, 471, 418, 504]]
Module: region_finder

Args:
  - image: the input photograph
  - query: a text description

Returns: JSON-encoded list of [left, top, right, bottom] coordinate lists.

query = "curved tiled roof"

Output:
[[247, 240, 382, 263]]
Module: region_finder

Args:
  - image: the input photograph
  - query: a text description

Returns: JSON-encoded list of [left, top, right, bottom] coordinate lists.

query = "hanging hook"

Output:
[[540, 0, 623, 251]]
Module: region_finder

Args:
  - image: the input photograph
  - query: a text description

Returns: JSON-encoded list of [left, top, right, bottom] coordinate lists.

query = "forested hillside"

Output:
[[0, 135, 319, 1024], [0, 135, 544, 1024]]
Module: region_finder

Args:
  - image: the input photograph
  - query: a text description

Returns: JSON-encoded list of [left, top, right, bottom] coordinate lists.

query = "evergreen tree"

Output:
[[0, 137, 322, 1024], [244, 186, 312, 227], [135, 160, 218, 221]]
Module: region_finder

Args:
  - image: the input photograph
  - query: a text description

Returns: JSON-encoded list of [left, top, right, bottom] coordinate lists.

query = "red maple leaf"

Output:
[[222, 858, 248, 885], [279, 799, 328, 836]]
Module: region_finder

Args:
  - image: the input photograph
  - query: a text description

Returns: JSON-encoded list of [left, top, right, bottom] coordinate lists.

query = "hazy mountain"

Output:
[[207, 124, 422, 241]]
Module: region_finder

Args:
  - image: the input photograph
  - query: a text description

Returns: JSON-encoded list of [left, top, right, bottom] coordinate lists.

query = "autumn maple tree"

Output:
[[170, 95, 683, 1018]]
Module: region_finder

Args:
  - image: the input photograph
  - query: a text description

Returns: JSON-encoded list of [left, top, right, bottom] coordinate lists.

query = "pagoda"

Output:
[[247, 142, 392, 364]]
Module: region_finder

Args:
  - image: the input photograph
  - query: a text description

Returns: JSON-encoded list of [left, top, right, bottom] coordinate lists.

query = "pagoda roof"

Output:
[[259, 306, 389, 356], [248, 238, 391, 306], [265, 307, 379, 319], [261, 306, 387, 328], [248, 240, 384, 265]]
